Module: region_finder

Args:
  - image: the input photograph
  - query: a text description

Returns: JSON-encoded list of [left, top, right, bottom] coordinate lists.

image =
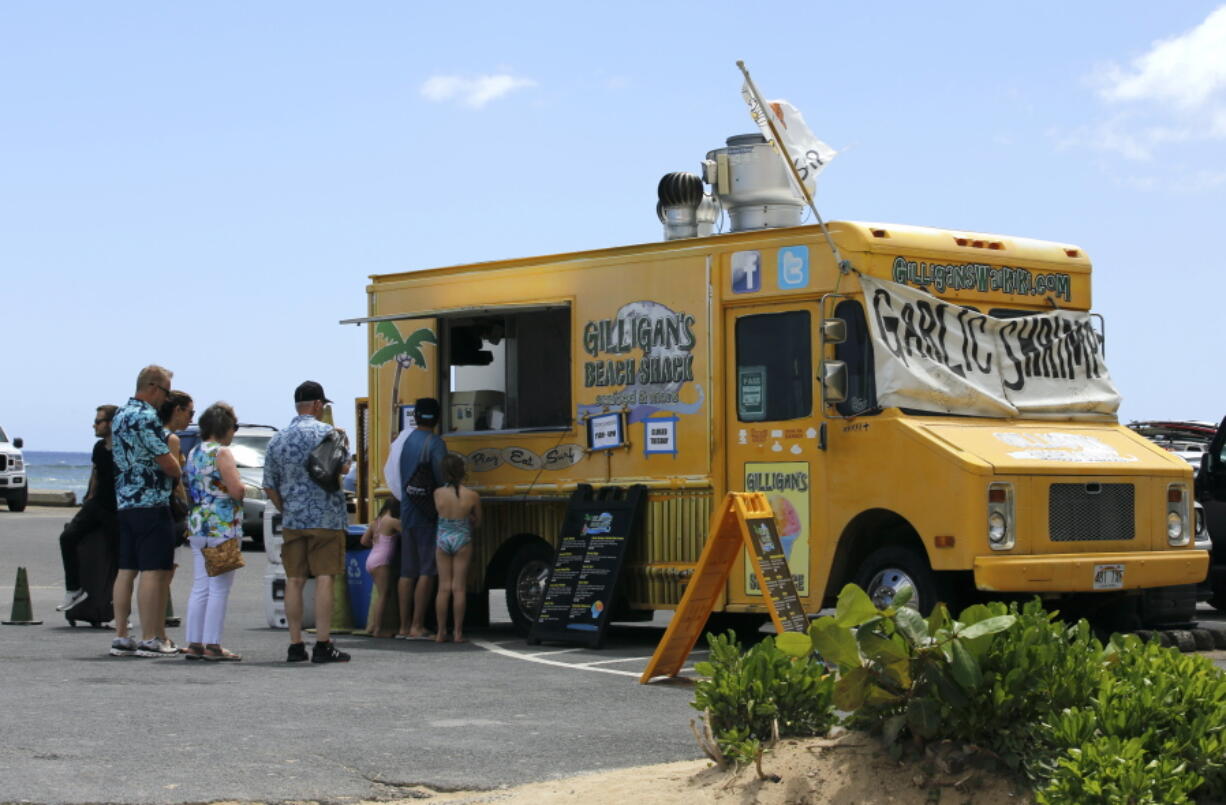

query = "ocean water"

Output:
[[23, 450, 92, 500]]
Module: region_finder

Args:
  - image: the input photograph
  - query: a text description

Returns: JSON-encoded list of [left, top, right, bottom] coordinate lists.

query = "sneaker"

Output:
[[56, 589, 88, 612], [311, 641, 350, 664], [286, 642, 309, 663], [109, 636, 137, 657], [136, 638, 178, 658]]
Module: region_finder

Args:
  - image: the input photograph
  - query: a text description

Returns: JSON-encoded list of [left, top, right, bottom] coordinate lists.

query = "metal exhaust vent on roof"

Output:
[[657, 171, 716, 241], [703, 133, 803, 232]]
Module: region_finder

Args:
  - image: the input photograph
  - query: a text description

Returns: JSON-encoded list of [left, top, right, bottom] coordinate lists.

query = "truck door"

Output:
[[724, 302, 825, 611]]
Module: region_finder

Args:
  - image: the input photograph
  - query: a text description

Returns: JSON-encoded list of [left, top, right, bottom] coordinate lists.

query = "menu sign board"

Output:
[[640, 492, 809, 684], [528, 484, 647, 649], [744, 515, 808, 633]]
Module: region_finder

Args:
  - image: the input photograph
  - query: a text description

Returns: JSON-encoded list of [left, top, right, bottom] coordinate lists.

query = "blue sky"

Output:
[[3, 2, 1224, 450]]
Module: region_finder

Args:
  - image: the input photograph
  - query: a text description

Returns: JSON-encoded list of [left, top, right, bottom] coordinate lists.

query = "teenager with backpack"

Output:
[[395, 397, 447, 639]]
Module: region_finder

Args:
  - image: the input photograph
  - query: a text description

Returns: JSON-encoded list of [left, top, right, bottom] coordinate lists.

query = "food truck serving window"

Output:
[[445, 308, 570, 433], [735, 311, 812, 422]]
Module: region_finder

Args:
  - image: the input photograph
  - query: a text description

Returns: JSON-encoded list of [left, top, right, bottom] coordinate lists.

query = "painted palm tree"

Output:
[[369, 321, 437, 438]]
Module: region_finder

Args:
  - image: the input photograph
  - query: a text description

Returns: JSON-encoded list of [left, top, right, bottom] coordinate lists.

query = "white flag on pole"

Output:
[[741, 82, 836, 198]]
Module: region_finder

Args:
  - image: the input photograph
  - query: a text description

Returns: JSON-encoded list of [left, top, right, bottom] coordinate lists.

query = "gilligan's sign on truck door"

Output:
[[347, 130, 1204, 635]]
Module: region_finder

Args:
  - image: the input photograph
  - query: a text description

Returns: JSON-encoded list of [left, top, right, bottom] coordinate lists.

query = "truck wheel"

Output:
[[854, 546, 938, 614], [7, 487, 28, 512], [504, 542, 553, 635]]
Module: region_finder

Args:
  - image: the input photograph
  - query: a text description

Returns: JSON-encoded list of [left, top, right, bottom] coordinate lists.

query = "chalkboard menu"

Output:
[[744, 514, 809, 633], [528, 484, 647, 649]]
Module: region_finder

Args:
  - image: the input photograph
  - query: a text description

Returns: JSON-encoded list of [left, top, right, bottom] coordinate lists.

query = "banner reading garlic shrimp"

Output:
[[744, 462, 810, 597]]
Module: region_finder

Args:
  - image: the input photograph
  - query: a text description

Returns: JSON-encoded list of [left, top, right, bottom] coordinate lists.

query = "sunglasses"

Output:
[[151, 383, 171, 395], [94, 418, 111, 425]]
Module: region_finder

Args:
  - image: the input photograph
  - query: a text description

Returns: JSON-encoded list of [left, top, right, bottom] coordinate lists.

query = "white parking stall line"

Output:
[[575, 655, 651, 666], [522, 647, 585, 658], [576, 649, 708, 667], [472, 639, 642, 678]]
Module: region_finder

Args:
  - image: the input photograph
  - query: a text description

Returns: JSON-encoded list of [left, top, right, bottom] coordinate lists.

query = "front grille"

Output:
[[0, 455, 6, 472], [1049, 483, 1135, 542]]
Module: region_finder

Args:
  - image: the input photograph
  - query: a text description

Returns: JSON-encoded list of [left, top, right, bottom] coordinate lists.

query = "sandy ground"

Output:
[[343, 731, 1033, 805]]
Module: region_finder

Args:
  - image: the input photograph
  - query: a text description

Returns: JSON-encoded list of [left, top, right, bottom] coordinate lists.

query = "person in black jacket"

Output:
[[56, 405, 119, 612]]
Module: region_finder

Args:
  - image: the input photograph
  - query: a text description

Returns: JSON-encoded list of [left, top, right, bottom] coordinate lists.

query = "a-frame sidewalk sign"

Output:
[[639, 492, 808, 684]]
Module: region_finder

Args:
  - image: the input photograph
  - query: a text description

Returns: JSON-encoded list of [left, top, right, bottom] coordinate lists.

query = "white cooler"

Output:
[[262, 503, 315, 629]]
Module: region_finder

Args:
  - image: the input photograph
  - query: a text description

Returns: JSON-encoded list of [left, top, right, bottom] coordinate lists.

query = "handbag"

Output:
[[306, 429, 348, 492], [201, 537, 246, 577]]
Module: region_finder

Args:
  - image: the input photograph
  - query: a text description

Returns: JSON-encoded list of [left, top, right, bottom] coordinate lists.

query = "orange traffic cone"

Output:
[[3, 567, 43, 625]]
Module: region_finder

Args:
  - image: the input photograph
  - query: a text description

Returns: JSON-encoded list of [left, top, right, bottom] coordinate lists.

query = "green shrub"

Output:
[[693, 587, 1226, 801], [1031, 634, 1226, 802], [691, 630, 837, 766], [1035, 734, 1202, 804], [801, 584, 1015, 747], [956, 599, 1107, 767]]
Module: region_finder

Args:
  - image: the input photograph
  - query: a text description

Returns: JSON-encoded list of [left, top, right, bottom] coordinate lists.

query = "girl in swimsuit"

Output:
[[433, 454, 481, 643], [360, 499, 400, 638]]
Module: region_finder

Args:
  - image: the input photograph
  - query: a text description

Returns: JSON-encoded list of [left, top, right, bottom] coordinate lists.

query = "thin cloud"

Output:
[[420, 73, 537, 109], [1099, 7, 1226, 110], [1074, 6, 1226, 161]]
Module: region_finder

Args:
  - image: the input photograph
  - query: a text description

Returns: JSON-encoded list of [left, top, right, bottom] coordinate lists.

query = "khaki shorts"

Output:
[[281, 528, 344, 578]]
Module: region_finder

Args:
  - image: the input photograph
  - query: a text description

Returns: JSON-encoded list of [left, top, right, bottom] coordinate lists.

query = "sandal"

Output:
[[202, 645, 242, 662], [184, 643, 206, 661]]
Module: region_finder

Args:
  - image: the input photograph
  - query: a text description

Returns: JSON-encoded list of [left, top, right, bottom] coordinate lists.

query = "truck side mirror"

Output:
[[13, 438, 22, 449], [822, 318, 847, 345], [822, 361, 848, 404]]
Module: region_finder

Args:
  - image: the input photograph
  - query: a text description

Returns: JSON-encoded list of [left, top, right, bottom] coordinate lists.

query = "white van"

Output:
[[0, 425, 27, 511]]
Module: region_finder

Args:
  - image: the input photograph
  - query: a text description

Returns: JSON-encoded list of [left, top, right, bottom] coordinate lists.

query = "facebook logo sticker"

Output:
[[778, 246, 809, 289], [731, 250, 761, 294]]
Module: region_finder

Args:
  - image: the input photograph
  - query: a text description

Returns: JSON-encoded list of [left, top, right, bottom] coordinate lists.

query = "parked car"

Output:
[[0, 424, 27, 512], [176, 423, 277, 545], [1126, 420, 1217, 475]]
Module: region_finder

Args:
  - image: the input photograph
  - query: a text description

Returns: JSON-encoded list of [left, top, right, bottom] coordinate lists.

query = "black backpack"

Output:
[[403, 434, 438, 521], [306, 429, 348, 493]]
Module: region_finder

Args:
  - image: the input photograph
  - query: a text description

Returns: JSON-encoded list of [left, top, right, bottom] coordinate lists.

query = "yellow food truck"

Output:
[[348, 133, 1207, 633]]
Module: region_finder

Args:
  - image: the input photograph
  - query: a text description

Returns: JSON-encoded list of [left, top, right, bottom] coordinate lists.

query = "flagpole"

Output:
[[736, 60, 850, 273]]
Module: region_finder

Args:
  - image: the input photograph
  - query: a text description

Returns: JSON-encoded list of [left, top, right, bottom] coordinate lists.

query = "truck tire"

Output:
[[854, 546, 938, 614], [504, 541, 553, 635], [7, 487, 28, 512]]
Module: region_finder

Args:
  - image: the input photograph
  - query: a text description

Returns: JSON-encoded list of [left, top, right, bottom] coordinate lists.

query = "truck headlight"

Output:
[[988, 512, 1008, 544], [1167, 484, 1190, 547], [987, 482, 1015, 551]]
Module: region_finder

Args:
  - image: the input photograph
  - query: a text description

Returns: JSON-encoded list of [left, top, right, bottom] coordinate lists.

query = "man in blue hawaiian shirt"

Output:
[[263, 381, 352, 663], [109, 365, 183, 658]]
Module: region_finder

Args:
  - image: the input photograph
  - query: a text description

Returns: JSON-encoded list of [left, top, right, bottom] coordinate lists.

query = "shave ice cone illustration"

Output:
[[770, 495, 803, 562]]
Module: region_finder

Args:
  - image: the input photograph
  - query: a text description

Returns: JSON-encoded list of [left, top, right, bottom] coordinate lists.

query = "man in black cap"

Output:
[[263, 381, 352, 663], [394, 397, 447, 639]]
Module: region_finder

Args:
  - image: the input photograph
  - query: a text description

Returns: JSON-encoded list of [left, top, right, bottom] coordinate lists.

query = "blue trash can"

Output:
[[345, 525, 373, 630]]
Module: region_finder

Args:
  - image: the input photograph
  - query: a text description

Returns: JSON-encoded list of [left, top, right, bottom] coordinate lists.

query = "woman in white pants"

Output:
[[184, 403, 245, 661]]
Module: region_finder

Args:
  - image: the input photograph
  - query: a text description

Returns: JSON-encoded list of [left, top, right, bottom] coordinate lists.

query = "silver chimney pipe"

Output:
[[704, 133, 804, 232]]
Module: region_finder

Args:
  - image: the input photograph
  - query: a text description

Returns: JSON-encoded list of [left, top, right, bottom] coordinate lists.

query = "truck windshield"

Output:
[[0, 425, 6, 442]]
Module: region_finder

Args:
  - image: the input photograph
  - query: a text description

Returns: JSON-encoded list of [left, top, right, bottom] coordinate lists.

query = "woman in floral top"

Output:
[[184, 402, 245, 661]]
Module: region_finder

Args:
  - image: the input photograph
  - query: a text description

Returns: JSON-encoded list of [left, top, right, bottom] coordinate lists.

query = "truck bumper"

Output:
[[974, 550, 1209, 593]]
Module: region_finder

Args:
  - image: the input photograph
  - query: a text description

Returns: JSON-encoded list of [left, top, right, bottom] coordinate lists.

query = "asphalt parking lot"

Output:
[[0, 508, 704, 805], [5, 507, 1226, 804]]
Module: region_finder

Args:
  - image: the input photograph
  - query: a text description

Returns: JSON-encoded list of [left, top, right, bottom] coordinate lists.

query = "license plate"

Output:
[[1093, 563, 1124, 590]]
